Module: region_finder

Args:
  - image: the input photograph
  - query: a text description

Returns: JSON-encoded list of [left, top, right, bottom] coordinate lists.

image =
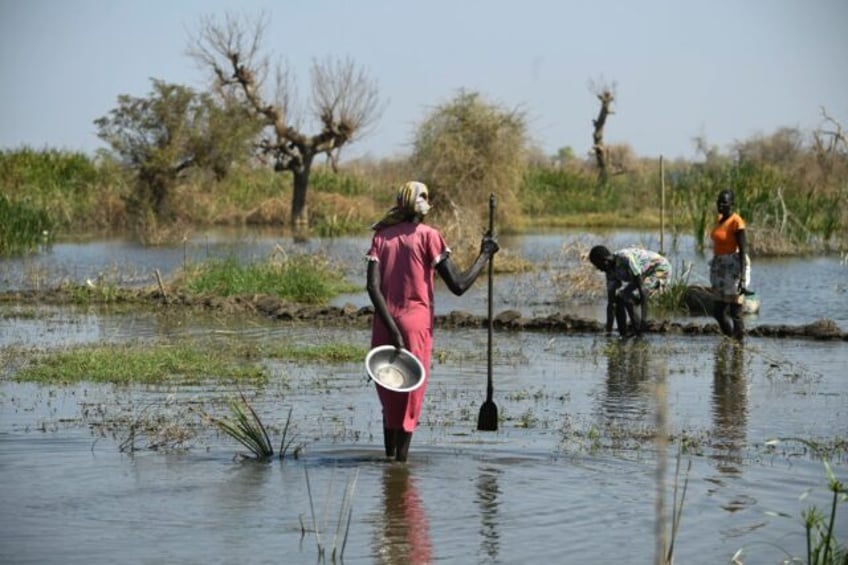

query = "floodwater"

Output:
[[2, 229, 847, 327], [1, 231, 847, 564]]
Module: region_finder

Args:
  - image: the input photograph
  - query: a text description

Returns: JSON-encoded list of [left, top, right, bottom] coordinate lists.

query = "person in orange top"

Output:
[[709, 189, 749, 340]]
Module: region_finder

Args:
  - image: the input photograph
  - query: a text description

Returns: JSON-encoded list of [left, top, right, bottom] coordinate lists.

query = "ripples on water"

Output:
[[1, 314, 846, 564], [1, 231, 847, 563]]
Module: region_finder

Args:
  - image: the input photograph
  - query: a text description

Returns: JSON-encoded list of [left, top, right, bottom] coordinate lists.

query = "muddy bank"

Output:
[[1, 286, 846, 341]]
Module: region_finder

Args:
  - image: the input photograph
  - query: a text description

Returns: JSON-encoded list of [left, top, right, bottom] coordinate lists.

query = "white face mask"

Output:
[[414, 196, 431, 217]]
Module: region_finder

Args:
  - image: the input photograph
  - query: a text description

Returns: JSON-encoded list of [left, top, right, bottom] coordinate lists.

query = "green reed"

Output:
[[0, 147, 128, 234], [0, 194, 54, 256], [303, 465, 359, 563], [210, 391, 275, 459]]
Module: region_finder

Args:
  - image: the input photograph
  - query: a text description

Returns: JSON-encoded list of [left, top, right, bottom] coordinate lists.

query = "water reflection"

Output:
[[601, 338, 652, 419], [476, 465, 502, 560], [711, 341, 748, 475], [372, 464, 432, 565]]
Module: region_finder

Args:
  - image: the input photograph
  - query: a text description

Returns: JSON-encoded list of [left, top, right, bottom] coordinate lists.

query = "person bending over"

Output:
[[589, 245, 671, 337]]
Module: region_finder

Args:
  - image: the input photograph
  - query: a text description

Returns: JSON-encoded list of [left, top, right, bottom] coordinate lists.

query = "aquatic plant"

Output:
[[208, 392, 299, 461], [663, 443, 692, 565], [277, 406, 298, 459], [209, 391, 275, 459], [115, 396, 198, 453], [302, 465, 359, 563], [731, 440, 848, 564], [796, 456, 846, 565]]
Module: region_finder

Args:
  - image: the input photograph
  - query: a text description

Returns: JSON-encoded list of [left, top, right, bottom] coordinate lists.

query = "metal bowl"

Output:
[[365, 346, 426, 393]]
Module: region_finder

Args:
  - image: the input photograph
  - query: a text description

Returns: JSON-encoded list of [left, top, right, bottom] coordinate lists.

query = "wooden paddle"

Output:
[[477, 193, 498, 431]]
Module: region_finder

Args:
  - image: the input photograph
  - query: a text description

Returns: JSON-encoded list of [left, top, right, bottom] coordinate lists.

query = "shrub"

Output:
[[0, 194, 54, 256]]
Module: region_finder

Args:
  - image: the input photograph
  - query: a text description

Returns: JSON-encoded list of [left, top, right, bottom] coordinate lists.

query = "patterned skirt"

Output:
[[709, 253, 748, 304]]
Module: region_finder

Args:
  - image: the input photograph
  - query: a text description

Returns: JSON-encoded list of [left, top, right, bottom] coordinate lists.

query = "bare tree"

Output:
[[814, 106, 847, 155], [812, 107, 847, 183], [589, 80, 616, 184], [188, 13, 383, 233]]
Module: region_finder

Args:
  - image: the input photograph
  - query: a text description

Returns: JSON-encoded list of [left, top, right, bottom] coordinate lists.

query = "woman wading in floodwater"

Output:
[[366, 181, 498, 462], [710, 189, 749, 341]]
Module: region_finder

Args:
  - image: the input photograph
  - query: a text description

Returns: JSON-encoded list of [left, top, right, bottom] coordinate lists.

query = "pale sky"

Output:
[[1, 0, 846, 162]]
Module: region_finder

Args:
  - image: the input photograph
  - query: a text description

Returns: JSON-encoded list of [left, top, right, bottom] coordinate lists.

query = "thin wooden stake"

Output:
[[660, 155, 666, 255]]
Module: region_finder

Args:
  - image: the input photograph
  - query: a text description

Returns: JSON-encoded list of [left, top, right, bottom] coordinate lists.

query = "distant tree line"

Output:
[[1, 12, 846, 256]]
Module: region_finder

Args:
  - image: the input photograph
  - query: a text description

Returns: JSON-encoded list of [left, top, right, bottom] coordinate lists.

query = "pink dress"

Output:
[[367, 222, 450, 432]]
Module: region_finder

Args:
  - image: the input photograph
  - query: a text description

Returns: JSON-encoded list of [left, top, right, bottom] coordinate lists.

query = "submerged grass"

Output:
[[13, 342, 268, 385], [8, 338, 366, 385]]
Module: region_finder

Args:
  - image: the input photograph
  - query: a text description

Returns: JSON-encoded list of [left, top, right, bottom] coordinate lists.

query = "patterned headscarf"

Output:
[[371, 181, 431, 230]]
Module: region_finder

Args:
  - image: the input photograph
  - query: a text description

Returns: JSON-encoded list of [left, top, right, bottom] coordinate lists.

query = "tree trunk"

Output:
[[592, 90, 614, 185], [291, 152, 314, 236]]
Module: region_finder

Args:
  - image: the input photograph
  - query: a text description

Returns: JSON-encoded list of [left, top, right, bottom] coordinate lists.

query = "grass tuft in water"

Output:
[[176, 249, 358, 304], [203, 393, 299, 461], [210, 390, 274, 459]]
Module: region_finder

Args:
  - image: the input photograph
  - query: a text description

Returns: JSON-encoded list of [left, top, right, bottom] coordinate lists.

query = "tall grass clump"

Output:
[[0, 147, 128, 234], [177, 248, 357, 303], [520, 166, 603, 217], [669, 163, 722, 253], [310, 166, 374, 197], [213, 165, 285, 210], [0, 194, 54, 256]]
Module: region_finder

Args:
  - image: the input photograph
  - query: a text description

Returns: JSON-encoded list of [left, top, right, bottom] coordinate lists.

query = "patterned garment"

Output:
[[366, 221, 450, 432], [607, 248, 671, 294], [710, 253, 746, 304]]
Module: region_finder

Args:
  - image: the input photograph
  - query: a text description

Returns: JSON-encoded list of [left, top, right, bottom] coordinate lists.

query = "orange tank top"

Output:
[[710, 212, 745, 255]]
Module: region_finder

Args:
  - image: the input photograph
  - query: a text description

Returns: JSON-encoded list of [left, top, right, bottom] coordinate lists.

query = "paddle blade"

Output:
[[477, 400, 498, 431]]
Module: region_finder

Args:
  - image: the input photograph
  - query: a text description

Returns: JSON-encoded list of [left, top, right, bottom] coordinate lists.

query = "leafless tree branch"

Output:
[[186, 12, 383, 230]]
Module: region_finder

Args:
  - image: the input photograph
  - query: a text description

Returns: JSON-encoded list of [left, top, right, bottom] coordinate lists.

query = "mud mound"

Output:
[[1, 286, 845, 341]]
